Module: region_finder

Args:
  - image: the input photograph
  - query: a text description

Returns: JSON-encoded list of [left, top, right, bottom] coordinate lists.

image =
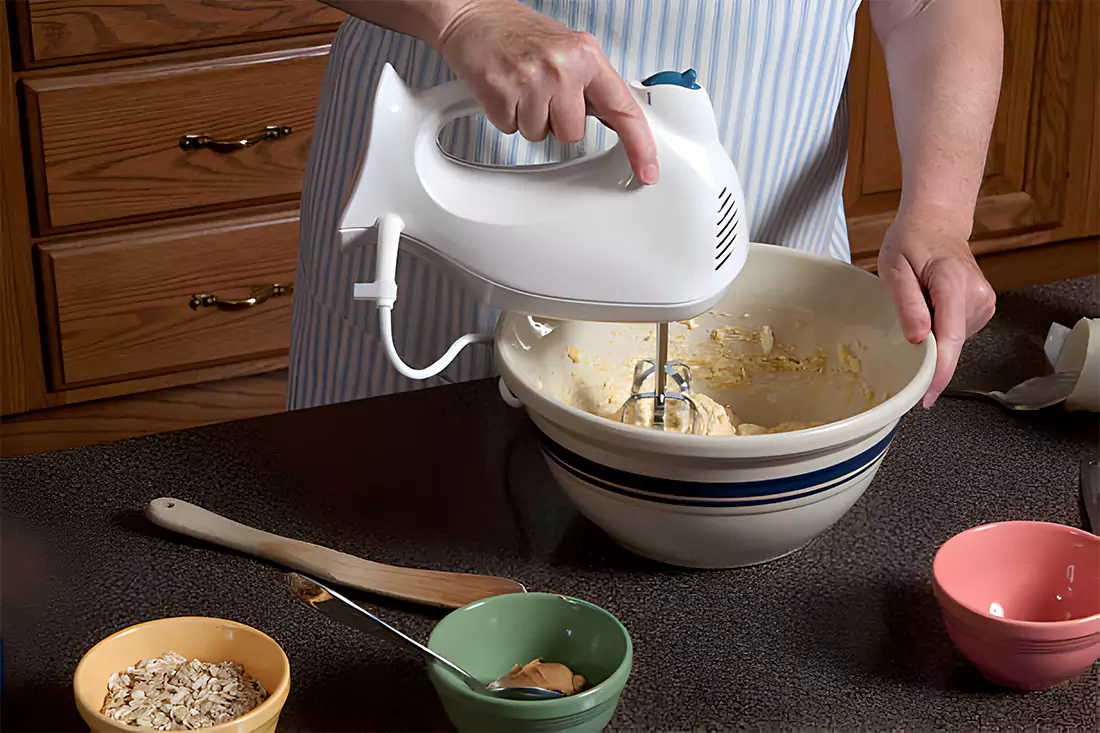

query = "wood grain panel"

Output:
[[39, 208, 300, 387], [16, 0, 344, 65], [22, 39, 330, 230], [1078, 0, 1100, 239], [976, 237, 1099, 293], [1024, 0, 1079, 223], [1, 7, 49, 416], [48, 354, 289, 406], [0, 368, 288, 457]]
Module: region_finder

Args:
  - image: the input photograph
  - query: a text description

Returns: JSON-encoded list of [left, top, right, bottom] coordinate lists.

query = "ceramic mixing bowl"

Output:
[[495, 242, 936, 568], [74, 617, 291, 733], [426, 593, 632, 733], [932, 521, 1100, 690]]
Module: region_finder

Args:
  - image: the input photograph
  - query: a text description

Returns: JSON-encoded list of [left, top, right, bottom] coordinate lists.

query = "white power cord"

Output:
[[354, 213, 492, 381], [378, 308, 492, 380]]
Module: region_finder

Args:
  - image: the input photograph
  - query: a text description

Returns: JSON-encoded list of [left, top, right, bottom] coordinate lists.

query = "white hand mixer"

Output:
[[338, 64, 750, 431]]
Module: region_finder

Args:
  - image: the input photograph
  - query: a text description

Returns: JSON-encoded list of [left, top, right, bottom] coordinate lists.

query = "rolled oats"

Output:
[[101, 651, 268, 730]]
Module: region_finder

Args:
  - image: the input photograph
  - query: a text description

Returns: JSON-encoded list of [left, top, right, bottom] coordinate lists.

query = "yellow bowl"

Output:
[[74, 617, 291, 733]]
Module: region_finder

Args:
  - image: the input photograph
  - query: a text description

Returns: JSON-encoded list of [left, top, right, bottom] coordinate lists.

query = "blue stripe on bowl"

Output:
[[538, 425, 898, 505], [542, 445, 887, 507]]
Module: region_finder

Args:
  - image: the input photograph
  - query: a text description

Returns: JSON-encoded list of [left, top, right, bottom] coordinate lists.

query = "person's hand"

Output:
[[877, 216, 996, 408], [435, 0, 658, 183]]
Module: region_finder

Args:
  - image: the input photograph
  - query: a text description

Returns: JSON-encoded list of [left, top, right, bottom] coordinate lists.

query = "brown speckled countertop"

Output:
[[3, 276, 1098, 732]]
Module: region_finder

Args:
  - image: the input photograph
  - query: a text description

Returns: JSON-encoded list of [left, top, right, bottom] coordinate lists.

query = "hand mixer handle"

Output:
[[413, 69, 604, 147], [416, 75, 484, 129]]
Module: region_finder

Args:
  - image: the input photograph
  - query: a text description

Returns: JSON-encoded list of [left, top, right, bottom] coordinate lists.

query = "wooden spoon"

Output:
[[145, 497, 526, 609]]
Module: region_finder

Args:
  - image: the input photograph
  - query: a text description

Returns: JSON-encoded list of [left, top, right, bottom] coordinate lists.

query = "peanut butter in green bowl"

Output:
[[426, 593, 632, 733]]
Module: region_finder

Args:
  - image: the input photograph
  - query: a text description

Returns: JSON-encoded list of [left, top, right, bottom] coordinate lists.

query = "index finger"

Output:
[[584, 65, 659, 184], [924, 276, 968, 408]]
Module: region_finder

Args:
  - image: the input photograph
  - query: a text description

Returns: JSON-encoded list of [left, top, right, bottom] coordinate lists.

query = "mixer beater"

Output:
[[619, 322, 702, 433]]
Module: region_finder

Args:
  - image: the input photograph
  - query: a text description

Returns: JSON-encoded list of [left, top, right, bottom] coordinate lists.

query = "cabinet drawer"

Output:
[[15, 0, 344, 64], [39, 209, 300, 387], [23, 39, 330, 231]]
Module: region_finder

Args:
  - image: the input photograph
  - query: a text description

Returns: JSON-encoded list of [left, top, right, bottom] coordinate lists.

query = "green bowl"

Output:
[[426, 593, 632, 733]]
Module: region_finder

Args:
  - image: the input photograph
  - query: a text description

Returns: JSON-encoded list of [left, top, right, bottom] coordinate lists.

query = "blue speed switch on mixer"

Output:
[[641, 69, 701, 90]]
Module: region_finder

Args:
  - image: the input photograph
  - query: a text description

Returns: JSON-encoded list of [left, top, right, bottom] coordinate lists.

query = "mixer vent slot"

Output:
[[716, 188, 738, 271]]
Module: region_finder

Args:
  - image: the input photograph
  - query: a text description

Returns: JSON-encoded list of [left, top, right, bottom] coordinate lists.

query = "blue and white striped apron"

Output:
[[288, 0, 862, 410]]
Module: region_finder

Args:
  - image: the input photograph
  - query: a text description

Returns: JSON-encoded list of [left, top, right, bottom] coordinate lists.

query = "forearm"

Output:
[[871, 0, 1003, 238], [318, 0, 472, 48]]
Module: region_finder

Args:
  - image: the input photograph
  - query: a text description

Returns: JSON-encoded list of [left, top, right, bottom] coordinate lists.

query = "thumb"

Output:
[[924, 266, 968, 408]]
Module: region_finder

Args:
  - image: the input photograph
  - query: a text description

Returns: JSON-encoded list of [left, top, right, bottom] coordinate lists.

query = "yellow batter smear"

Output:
[[561, 316, 875, 436]]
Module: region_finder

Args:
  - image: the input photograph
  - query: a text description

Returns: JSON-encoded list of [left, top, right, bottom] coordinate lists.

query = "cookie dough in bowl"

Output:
[[495, 242, 936, 569]]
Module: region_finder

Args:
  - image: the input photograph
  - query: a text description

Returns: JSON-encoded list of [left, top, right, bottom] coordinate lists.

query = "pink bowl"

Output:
[[932, 521, 1100, 690]]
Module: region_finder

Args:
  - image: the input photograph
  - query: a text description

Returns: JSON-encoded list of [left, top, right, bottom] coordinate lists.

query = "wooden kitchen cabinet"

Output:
[[39, 209, 300, 386], [11, 0, 344, 64], [23, 41, 329, 230], [2, 0, 1097, 456], [1, 1, 342, 454]]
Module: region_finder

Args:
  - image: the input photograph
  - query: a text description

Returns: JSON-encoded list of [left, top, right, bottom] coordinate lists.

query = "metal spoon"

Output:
[[285, 573, 564, 701], [941, 371, 1079, 411]]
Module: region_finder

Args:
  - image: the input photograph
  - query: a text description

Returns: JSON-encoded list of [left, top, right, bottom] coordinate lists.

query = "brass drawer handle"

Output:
[[179, 124, 292, 153], [189, 283, 293, 311]]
